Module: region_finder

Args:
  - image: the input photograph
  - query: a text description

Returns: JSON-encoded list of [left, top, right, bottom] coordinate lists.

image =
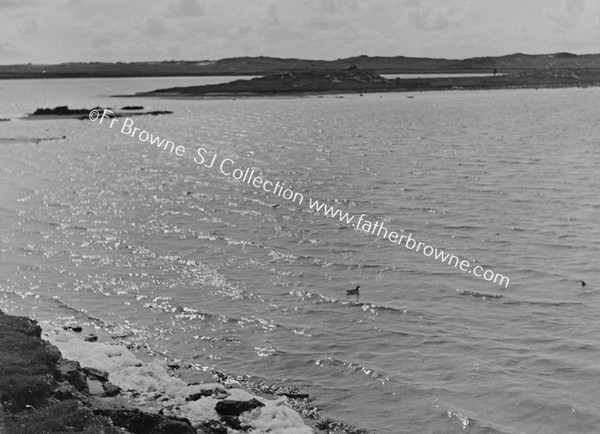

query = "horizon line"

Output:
[[2, 51, 599, 67]]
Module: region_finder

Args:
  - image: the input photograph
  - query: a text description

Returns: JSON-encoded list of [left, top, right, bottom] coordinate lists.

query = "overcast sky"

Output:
[[1, 0, 599, 64]]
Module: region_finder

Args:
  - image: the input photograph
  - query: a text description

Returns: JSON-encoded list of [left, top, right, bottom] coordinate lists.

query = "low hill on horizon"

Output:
[[1, 52, 599, 79]]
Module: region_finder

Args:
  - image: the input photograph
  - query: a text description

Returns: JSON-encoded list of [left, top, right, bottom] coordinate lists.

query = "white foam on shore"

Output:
[[43, 327, 313, 434]]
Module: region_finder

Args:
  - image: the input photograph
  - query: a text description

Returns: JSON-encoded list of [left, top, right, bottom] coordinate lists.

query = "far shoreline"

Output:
[[2, 52, 600, 80], [122, 82, 600, 100], [123, 69, 600, 99]]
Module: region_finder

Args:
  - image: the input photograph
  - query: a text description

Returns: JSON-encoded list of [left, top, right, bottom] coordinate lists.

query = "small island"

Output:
[[25, 106, 173, 120], [133, 67, 600, 98]]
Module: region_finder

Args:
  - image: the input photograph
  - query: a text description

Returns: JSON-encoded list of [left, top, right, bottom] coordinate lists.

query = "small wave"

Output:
[[443, 224, 483, 230], [314, 355, 389, 384], [288, 290, 431, 318], [443, 406, 512, 433], [457, 289, 503, 300], [503, 299, 584, 307], [268, 249, 299, 263], [254, 345, 277, 358], [0, 136, 68, 144], [447, 410, 470, 429], [197, 335, 241, 344], [142, 297, 216, 320]]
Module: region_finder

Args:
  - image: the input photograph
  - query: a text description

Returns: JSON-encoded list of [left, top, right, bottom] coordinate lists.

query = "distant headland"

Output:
[[2, 52, 600, 79], [4, 53, 600, 97]]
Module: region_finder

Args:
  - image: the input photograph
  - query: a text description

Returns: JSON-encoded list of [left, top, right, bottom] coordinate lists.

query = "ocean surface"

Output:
[[1, 77, 599, 433]]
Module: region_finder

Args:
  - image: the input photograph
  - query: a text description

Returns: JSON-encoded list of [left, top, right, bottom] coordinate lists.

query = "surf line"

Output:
[[194, 147, 304, 205]]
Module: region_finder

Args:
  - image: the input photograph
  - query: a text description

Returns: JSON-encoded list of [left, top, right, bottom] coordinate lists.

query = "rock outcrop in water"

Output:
[[27, 105, 172, 120], [136, 68, 393, 97]]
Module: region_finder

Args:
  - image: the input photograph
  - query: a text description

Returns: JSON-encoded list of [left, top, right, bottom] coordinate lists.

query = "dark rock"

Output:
[[34, 105, 72, 115], [84, 334, 98, 342], [64, 325, 83, 332], [44, 342, 63, 362], [53, 384, 78, 400], [103, 381, 122, 397], [55, 359, 89, 393], [185, 389, 213, 401], [215, 398, 264, 416], [32, 106, 100, 117], [18, 316, 43, 337], [147, 417, 196, 434], [280, 392, 310, 399], [82, 366, 109, 382], [111, 331, 134, 339], [28, 105, 172, 119], [186, 383, 227, 399], [95, 408, 195, 434]]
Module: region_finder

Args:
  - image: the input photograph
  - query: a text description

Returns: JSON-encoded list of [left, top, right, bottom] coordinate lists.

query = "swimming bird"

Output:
[[580, 280, 587, 287], [346, 285, 360, 295]]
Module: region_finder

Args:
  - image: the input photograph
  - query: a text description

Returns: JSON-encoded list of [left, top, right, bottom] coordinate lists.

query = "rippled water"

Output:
[[1, 77, 600, 433]]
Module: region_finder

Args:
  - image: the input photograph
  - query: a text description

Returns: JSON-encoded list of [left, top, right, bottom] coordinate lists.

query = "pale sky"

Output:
[[1, 0, 599, 64]]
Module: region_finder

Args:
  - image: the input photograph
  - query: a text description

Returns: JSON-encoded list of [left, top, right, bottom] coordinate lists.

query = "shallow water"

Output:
[[1, 77, 599, 433]]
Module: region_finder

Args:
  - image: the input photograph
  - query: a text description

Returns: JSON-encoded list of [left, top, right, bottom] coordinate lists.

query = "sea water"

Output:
[[1, 77, 599, 433]]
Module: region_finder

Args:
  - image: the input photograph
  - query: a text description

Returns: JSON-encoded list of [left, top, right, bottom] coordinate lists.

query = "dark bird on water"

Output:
[[346, 285, 360, 295], [580, 280, 587, 287]]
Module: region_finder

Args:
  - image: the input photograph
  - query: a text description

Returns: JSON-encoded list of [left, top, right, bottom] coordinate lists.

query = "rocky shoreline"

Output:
[[0, 311, 321, 433]]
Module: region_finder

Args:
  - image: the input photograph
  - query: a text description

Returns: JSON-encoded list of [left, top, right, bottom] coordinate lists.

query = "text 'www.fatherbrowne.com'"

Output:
[[306, 198, 509, 288], [89, 109, 510, 288]]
